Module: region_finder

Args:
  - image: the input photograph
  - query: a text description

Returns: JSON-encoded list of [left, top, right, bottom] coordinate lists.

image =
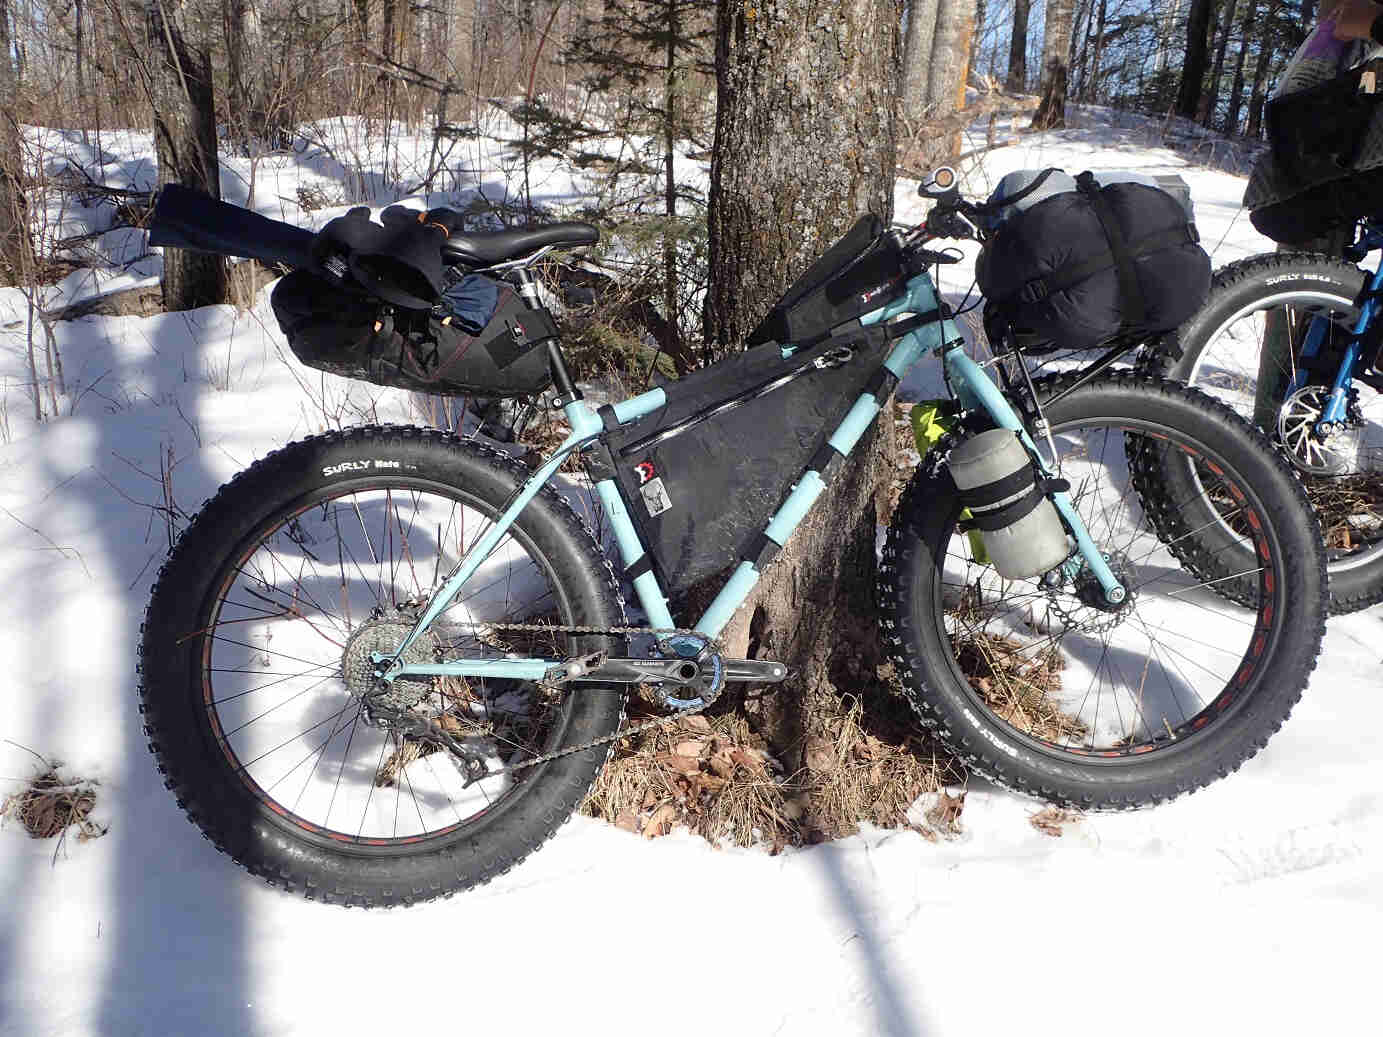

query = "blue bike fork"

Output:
[[1297, 262, 1383, 426]]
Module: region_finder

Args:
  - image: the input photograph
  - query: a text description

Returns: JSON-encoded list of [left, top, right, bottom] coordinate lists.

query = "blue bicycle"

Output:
[[138, 173, 1327, 904], [1149, 223, 1383, 613]]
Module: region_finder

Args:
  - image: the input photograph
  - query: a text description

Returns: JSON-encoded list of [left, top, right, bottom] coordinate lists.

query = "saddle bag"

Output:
[[595, 327, 895, 595], [1265, 65, 1383, 188], [976, 169, 1210, 353], [270, 272, 556, 397], [747, 214, 909, 346]]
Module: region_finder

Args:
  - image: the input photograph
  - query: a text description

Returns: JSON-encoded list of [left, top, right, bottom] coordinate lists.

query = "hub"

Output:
[[343, 609, 439, 713]]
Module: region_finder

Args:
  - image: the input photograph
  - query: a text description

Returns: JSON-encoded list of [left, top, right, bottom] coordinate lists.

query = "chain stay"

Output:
[[396, 620, 725, 780]]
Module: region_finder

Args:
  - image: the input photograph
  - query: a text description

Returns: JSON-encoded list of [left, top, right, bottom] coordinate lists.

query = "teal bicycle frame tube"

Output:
[[382, 270, 1124, 682]]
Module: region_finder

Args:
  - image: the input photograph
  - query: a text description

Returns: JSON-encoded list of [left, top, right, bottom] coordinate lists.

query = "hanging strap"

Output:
[[977, 168, 1061, 215], [1075, 171, 1145, 328]]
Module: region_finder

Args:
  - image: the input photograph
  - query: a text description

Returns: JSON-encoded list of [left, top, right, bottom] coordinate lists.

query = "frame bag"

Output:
[[977, 169, 1210, 352], [595, 328, 896, 595], [270, 272, 556, 397]]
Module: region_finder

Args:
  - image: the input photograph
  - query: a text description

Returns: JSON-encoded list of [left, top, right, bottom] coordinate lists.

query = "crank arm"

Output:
[[545, 655, 790, 686], [722, 659, 789, 683], [560, 657, 703, 685]]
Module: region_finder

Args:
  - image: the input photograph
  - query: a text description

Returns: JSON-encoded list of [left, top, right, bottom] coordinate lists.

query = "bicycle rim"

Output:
[[1185, 289, 1383, 570], [196, 478, 578, 846], [933, 419, 1285, 760]]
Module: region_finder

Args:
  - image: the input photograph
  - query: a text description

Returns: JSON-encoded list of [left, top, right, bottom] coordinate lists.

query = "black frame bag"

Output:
[[271, 272, 556, 397], [595, 328, 893, 594], [747, 214, 909, 346]]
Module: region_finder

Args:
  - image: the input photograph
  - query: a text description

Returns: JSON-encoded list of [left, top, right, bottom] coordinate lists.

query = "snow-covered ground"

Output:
[[1, 108, 1379, 1036]]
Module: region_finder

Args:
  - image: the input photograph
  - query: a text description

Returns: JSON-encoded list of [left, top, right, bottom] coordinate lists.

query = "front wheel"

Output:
[[139, 425, 627, 906], [1144, 252, 1383, 613], [879, 375, 1327, 809]]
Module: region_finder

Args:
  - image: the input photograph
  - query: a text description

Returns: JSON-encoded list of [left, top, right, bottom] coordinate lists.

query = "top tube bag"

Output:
[[593, 327, 897, 595], [746, 214, 909, 347]]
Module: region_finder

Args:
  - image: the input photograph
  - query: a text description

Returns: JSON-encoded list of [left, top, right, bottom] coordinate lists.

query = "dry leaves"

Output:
[[1028, 806, 1082, 837]]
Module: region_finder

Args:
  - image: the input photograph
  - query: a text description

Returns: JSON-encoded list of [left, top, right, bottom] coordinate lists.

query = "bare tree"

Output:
[[145, 0, 228, 309], [1177, 0, 1214, 118], [1007, 0, 1031, 92], [925, 0, 977, 113], [902, 0, 940, 117], [1245, 0, 1283, 138], [1224, 0, 1257, 134], [705, 0, 903, 784], [1031, 0, 1074, 129], [0, 0, 32, 284], [1201, 0, 1239, 126]]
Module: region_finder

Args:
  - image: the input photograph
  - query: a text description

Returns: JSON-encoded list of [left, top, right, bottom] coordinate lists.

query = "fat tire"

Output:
[[879, 374, 1327, 809], [139, 425, 627, 906], [1139, 252, 1383, 613]]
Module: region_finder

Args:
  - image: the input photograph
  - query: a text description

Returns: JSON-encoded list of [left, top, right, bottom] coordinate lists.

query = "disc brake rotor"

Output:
[[1277, 385, 1361, 476]]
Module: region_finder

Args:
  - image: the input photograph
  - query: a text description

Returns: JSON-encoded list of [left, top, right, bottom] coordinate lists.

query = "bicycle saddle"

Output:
[[442, 221, 600, 266]]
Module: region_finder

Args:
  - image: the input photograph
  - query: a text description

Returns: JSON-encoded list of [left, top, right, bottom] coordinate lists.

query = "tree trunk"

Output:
[[925, 0, 977, 113], [0, 0, 31, 285], [1007, 0, 1030, 92], [1086, 0, 1107, 102], [1201, 0, 1238, 127], [1177, 0, 1214, 118], [902, 0, 940, 119], [1224, 0, 1256, 134], [968, 0, 985, 85], [147, 0, 228, 310], [1246, 0, 1282, 138], [1155, 0, 1183, 77], [705, 0, 902, 802], [662, 0, 688, 371], [1031, 0, 1074, 129], [1070, 0, 1092, 97]]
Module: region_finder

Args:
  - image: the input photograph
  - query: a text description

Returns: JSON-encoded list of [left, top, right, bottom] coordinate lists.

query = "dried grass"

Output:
[[951, 631, 1086, 745], [2, 768, 106, 844], [582, 691, 965, 850], [1305, 472, 1383, 551]]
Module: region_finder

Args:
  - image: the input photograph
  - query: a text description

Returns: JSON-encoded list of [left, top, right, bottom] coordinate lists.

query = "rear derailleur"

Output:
[[361, 686, 492, 784]]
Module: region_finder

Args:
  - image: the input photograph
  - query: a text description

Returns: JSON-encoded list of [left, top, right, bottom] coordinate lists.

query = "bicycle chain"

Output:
[[408, 620, 727, 779]]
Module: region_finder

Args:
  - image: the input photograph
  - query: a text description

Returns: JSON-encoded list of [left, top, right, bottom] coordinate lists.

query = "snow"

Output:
[[1, 107, 1380, 1036]]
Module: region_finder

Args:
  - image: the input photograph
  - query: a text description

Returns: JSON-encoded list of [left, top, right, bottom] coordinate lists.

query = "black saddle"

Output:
[[443, 222, 600, 266]]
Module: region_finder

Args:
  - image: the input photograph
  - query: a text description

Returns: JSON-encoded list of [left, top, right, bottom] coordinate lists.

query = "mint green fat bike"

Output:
[[139, 173, 1327, 906]]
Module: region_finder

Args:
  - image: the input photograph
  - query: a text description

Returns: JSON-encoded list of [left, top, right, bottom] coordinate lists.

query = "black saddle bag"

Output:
[[1266, 66, 1383, 187], [595, 327, 894, 594], [270, 272, 556, 397], [977, 171, 1210, 352]]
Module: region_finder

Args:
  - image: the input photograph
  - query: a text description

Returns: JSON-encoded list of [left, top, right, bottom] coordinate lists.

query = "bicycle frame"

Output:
[[375, 271, 1126, 685]]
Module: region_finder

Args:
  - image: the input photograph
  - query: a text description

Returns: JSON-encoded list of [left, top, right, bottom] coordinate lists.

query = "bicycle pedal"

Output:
[[721, 658, 789, 683]]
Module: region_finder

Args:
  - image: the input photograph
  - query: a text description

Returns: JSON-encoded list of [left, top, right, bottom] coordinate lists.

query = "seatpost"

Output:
[[511, 265, 582, 402]]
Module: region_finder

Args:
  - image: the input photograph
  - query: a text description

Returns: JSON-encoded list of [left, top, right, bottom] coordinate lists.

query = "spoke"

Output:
[[223, 675, 338, 738], [209, 662, 338, 705]]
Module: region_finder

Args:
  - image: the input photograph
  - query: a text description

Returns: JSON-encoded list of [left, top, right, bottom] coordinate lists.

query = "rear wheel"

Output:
[[139, 425, 626, 905], [1144, 253, 1383, 613], [880, 375, 1326, 809]]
